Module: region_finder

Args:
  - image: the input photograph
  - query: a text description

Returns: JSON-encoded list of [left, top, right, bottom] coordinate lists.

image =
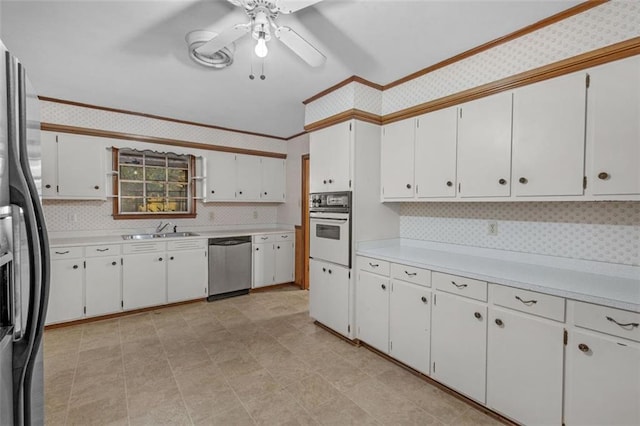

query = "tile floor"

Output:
[[44, 286, 503, 425]]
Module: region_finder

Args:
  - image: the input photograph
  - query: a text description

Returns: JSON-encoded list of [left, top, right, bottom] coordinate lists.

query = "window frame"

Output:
[[112, 147, 197, 219]]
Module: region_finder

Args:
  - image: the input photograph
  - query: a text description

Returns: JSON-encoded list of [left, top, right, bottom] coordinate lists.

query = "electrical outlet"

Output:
[[488, 221, 498, 236], [208, 211, 215, 221], [253, 210, 258, 219]]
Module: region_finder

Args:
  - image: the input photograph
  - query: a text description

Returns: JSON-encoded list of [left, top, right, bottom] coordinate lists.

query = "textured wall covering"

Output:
[[43, 200, 278, 233], [277, 133, 309, 227], [400, 202, 640, 266], [41, 101, 287, 154], [304, 83, 355, 126]]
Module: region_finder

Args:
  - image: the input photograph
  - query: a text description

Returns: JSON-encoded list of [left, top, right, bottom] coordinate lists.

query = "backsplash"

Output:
[[400, 202, 640, 266], [43, 200, 278, 233]]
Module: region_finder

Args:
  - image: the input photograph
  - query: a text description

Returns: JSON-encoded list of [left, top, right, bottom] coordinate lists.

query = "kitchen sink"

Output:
[[122, 232, 199, 240]]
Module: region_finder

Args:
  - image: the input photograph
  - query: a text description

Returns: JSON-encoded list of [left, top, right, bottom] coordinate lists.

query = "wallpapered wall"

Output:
[[305, 1, 640, 267]]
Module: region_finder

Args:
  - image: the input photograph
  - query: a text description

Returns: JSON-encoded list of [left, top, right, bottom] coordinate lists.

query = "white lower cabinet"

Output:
[[85, 256, 122, 317], [389, 279, 431, 375], [356, 270, 390, 353], [167, 248, 207, 303], [309, 258, 351, 337], [252, 233, 294, 288], [487, 307, 564, 425], [47, 258, 84, 324], [431, 291, 487, 403], [122, 252, 167, 310]]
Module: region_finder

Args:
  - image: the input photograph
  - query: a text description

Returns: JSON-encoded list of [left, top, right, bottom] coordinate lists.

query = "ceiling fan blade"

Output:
[[194, 24, 250, 56], [277, 0, 323, 14], [226, 0, 243, 6], [276, 26, 326, 67]]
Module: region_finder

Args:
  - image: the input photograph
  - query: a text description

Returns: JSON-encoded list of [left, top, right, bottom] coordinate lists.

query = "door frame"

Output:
[[301, 154, 310, 290]]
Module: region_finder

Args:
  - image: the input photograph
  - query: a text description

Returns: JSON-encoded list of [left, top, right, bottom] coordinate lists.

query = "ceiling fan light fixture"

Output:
[[186, 30, 235, 69], [255, 32, 268, 58]]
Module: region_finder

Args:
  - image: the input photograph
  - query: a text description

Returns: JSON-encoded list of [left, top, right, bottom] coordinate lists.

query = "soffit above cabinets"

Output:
[[0, 0, 581, 138]]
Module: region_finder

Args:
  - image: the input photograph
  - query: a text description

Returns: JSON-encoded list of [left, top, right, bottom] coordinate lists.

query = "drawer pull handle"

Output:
[[474, 312, 482, 320], [515, 296, 537, 306], [96, 248, 109, 252], [404, 271, 417, 277], [261, 237, 268, 240], [578, 343, 590, 353], [451, 281, 467, 289], [55, 251, 70, 255], [369, 263, 379, 268], [495, 318, 504, 326], [606, 316, 639, 329], [281, 235, 288, 238], [421, 296, 427, 303], [381, 284, 386, 290], [72, 265, 79, 269]]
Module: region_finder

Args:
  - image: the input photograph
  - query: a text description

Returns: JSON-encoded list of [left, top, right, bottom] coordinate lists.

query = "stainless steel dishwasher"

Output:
[[207, 236, 252, 301]]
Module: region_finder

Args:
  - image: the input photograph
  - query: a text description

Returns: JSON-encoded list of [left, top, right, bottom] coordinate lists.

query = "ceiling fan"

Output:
[[186, 0, 325, 69]]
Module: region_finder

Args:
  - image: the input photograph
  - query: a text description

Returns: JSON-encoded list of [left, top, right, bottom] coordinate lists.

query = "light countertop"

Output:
[[49, 227, 295, 247], [356, 240, 640, 313]]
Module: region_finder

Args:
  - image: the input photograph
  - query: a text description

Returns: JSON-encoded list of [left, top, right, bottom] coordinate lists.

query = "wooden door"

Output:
[[302, 154, 310, 290]]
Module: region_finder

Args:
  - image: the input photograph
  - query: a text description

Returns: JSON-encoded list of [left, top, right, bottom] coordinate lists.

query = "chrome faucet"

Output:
[[155, 221, 172, 233]]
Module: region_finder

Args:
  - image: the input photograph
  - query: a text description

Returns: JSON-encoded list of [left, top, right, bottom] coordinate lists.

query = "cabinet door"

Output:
[[431, 291, 487, 403], [381, 119, 415, 199], [236, 155, 262, 200], [122, 253, 167, 310], [57, 133, 105, 199], [274, 241, 294, 284], [40, 131, 58, 198], [457, 92, 512, 198], [415, 107, 458, 198], [252, 243, 275, 288], [167, 249, 207, 303], [389, 280, 431, 375], [260, 157, 285, 202], [513, 72, 587, 196], [46, 259, 84, 324], [487, 307, 563, 425], [357, 270, 389, 353], [206, 151, 237, 201], [587, 56, 640, 196], [309, 259, 351, 337], [85, 256, 122, 317], [309, 121, 352, 192], [565, 329, 640, 426]]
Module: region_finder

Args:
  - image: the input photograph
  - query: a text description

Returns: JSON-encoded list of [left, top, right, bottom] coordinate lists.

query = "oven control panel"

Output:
[[310, 192, 351, 210]]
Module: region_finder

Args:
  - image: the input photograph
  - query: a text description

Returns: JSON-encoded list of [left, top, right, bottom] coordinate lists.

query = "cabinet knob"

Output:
[[256, 247, 259, 251], [264, 192, 268, 195], [328, 269, 332, 274], [211, 190, 215, 194], [446, 181, 453, 187], [328, 179, 333, 184], [170, 256, 174, 260], [498, 178, 507, 185], [598, 172, 609, 180], [45, 184, 51, 189], [322, 267, 326, 272], [381, 284, 386, 290], [406, 184, 412, 189], [495, 318, 504, 326], [578, 343, 590, 353], [277, 246, 280, 249], [474, 312, 482, 320], [111, 261, 117, 266], [421, 296, 427, 303], [72, 265, 79, 269], [158, 257, 163, 261], [94, 185, 100, 190], [518, 177, 528, 184], [239, 191, 243, 195], [323, 180, 327, 184]]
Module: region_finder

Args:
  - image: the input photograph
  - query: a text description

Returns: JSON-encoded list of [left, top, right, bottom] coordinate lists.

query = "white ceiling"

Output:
[[0, 0, 581, 138]]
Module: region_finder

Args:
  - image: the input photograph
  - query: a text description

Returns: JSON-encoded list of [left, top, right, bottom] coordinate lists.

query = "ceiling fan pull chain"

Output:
[[249, 49, 255, 80], [260, 60, 266, 80]]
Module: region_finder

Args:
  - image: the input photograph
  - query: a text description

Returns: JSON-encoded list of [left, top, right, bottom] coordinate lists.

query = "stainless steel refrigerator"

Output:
[[0, 40, 50, 425]]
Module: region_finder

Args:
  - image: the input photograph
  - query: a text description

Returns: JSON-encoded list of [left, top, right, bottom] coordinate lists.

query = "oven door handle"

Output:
[[311, 217, 348, 223]]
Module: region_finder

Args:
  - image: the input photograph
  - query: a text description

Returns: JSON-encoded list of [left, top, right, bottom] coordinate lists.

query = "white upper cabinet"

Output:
[[205, 151, 237, 201], [415, 107, 458, 198], [457, 92, 513, 198], [587, 55, 640, 196], [381, 118, 415, 199], [512, 72, 587, 197], [40, 131, 58, 198], [236, 154, 262, 201], [310, 120, 352, 192], [260, 157, 285, 202]]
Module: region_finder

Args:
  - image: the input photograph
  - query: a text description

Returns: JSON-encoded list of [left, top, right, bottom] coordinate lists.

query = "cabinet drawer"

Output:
[[122, 241, 166, 254], [275, 233, 294, 242], [490, 284, 565, 322], [572, 301, 640, 342], [50, 246, 83, 260], [391, 263, 431, 287], [254, 234, 275, 243], [433, 272, 487, 302], [167, 239, 206, 251], [358, 256, 390, 276], [85, 244, 122, 258]]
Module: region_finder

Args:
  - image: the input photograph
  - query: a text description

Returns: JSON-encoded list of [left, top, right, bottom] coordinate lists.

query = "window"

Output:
[[113, 148, 196, 219]]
